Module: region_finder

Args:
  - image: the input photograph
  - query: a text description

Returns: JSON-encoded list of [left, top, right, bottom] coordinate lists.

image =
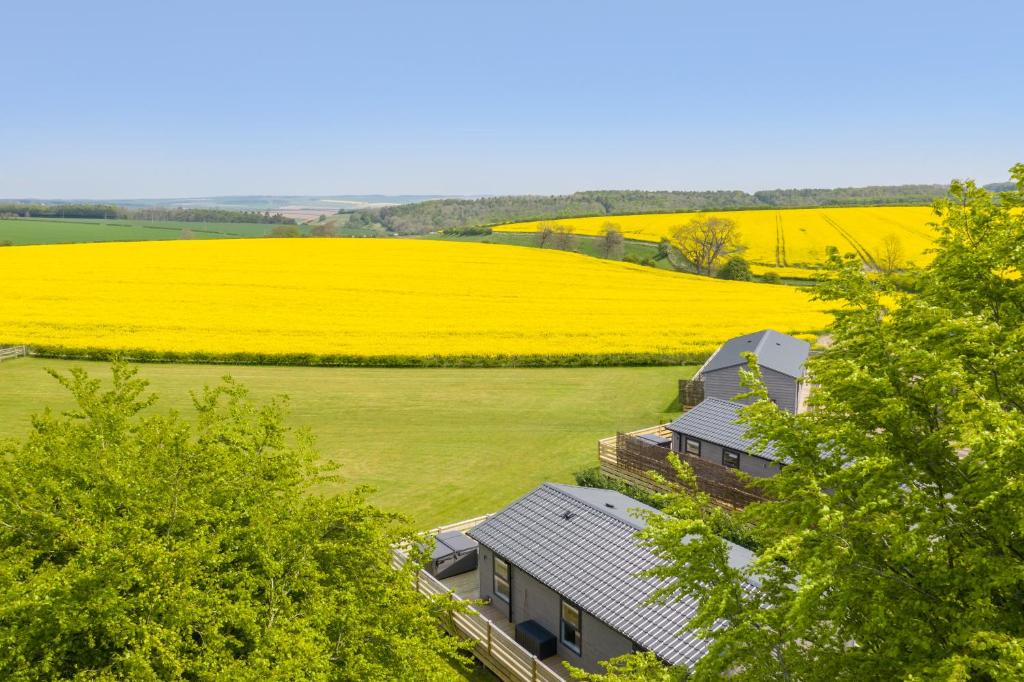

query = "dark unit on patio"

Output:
[[427, 530, 479, 579]]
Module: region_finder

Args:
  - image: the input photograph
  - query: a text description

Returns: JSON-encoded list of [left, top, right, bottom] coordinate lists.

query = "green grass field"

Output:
[[0, 358, 692, 528], [0, 217, 282, 245], [419, 230, 674, 269]]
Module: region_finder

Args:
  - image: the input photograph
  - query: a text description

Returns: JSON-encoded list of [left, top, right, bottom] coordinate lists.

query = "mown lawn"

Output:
[[0, 358, 692, 528]]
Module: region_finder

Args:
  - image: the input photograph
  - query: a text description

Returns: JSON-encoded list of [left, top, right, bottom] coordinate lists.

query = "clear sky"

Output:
[[2, 0, 1021, 198]]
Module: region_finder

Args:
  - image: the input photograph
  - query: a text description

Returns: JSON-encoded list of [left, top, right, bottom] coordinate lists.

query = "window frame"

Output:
[[493, 555, 511, 604], [560, 599, 583, 655], [684, 437, 701, 456], [722, 449, 741, 469]]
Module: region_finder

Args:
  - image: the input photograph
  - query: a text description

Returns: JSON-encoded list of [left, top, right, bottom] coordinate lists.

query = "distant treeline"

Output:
[[0, 203, 296, 225], [346, 183, 1015, 235]]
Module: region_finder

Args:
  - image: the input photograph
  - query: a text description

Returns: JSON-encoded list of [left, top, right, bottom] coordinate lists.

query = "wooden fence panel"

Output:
[[611, 431, 767, 509], [678, 379, 704, 411]]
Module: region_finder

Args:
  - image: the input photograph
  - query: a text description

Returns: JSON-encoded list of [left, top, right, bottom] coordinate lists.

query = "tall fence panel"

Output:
[[678, 379, 704, 411], [604, 431, 768, 509]]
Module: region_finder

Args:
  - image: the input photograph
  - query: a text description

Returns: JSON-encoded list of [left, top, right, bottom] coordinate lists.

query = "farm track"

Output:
[[775, 211, 788, 266], [820, 212, 879, 269]]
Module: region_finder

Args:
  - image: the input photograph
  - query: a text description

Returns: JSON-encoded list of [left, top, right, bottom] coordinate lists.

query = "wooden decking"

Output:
[[440, 568, 573, 677], [396, 518, 567, 682], [598, 426, 769, 509]]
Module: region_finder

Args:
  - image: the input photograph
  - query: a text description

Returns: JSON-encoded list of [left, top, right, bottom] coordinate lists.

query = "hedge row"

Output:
[[18, 344, 708, 368]]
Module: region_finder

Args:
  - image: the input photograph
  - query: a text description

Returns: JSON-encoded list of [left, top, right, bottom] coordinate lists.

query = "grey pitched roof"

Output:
[[699, 329, 810, 379], [666, 397, 782, 462], [467, 483, 755, 667]]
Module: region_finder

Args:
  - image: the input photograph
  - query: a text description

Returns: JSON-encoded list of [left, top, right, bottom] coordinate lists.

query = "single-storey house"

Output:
[[666, 397, 785, 478], [467, 483, 756, 673], [695, 329, 811, 413]]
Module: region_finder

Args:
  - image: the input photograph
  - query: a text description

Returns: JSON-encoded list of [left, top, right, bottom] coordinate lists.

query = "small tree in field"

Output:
[[874, 232, 906, 273], [551, 225, 578, 252], [536, 223, 555, 248], [0, 363, 471, 680], [669, 216, 744, 275], [599, 222, 625, 260]]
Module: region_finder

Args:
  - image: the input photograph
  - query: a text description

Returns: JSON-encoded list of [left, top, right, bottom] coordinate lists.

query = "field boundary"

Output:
[[12, 344, 718, 368]]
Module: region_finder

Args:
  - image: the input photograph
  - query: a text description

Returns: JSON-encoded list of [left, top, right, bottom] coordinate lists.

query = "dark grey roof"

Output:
[[468, 483, 755, 667], [699, 329, 810, 379], [666, 397, 782, 462]]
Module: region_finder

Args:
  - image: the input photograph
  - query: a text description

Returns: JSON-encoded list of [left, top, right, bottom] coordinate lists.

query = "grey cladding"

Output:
[[665, 397, 784, 463]]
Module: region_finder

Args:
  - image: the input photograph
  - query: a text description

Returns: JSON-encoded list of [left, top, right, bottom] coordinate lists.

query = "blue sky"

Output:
[[2, 0, 1021, 198]]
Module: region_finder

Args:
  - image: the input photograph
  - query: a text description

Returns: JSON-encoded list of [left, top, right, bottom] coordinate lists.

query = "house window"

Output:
[[493, 556, 510, 603], [722, 450, 741, 469], [684, 438, 701, 456], [560, 600, 582, 655]]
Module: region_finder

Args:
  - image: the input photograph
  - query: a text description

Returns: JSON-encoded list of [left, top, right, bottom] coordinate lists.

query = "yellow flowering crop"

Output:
[[496, 206, 937, 272], [0, 239, 832, 360]]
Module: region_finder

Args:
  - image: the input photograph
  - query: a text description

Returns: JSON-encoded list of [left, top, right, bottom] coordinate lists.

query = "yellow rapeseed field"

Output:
[[0, 239, 832, 360], [495, 206, 937, 272]]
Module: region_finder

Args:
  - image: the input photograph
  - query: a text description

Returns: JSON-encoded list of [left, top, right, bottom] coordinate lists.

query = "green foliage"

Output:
[[268, 225, 302, 238], [759, 271, 781, 284], [573, 466, 757, 551], [566, 651, 689, 680], [0, 363, 471, 679], [440, 226, 492, 236], [17, 344, 708, 368], [716, 256, 752, 281], [635, 166, 1024, 679], [343, 184, 982, 235], [308, 223, 339, 237]]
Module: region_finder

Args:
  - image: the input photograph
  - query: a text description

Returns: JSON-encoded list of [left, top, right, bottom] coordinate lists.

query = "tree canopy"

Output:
[[0, 364, 469, 680], [632, 165, 1024, 680]]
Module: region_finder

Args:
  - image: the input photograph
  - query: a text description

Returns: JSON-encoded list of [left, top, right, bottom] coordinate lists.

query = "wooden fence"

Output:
[[393, 535, 564, 682], [599, 429, 767, 509], [678, 379, 704, 411], [0, 345, 28, 362]]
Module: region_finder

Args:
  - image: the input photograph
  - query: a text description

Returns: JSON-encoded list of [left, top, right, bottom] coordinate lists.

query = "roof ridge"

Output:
[[542, 482, 653, 531]]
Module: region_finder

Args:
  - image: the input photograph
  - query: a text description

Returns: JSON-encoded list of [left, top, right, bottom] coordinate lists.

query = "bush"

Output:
[[440, 226, 492, 236], [717, 256, 752, 281], [268, 225, 301, 238], [759, 270, 782, 284]]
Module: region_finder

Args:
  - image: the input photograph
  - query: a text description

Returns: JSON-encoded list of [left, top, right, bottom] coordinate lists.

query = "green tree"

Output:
[[633, 166, 1024, 680], [567, 651, 689, 681], [716, 255, 752, 281], [309, 222, 339, 237], [599, 222, 625, 260], [759, 270, 782, 284], [669, 217, 744, 276], [0, 364, 471, 680]]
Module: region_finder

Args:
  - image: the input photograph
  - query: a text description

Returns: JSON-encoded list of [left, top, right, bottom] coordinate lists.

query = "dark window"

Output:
[[722, 450, 741, 469], [493, 556, 510, 603], [684, 437, 701, 456], [560, 600, 582, 655]]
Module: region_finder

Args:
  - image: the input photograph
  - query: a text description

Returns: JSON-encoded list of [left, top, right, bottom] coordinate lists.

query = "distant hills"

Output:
[[347, 182, 1017, 235]]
